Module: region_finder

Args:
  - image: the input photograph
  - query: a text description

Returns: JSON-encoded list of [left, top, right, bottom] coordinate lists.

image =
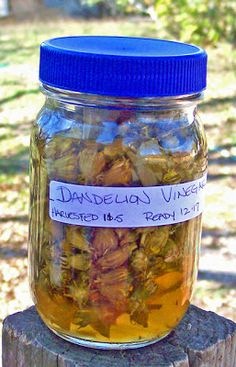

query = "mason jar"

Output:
[[29, 36, 208, 350]]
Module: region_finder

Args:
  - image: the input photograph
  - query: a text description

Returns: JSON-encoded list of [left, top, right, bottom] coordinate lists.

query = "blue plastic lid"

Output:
[[39, 36, 207, 97]]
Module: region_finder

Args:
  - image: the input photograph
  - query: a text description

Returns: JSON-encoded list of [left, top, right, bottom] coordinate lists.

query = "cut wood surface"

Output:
[[2, 305, 236, 367]]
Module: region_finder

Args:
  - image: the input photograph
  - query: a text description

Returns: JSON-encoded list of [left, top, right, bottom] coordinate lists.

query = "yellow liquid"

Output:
[[34, 270, 192, 344]]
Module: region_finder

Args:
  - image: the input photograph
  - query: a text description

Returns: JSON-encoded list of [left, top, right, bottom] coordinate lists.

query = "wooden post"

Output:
[[2, 305, 236, 367]]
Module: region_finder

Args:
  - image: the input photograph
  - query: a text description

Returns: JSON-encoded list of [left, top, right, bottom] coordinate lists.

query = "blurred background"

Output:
[[0, 0, 236, 343]]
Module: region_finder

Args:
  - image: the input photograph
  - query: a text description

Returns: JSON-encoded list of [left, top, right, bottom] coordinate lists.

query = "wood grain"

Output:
[[2, 305, 236, 367]]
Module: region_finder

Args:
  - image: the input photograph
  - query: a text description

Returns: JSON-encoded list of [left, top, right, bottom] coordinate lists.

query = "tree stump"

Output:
[[2, 305, 236, 367]]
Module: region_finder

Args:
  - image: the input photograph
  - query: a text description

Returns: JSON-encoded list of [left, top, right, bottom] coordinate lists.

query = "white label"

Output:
[[49, 173, 207, 228]]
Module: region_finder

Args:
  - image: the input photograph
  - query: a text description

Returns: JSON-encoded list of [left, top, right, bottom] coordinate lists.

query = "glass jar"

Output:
[[29, 36, 208, 349]]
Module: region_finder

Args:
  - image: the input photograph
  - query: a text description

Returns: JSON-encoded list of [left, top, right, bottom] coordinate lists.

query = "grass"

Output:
[[0, 14, 236, 324]]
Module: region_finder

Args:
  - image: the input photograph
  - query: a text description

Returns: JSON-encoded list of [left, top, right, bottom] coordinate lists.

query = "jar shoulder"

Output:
[[33, 103, 206, 149]]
